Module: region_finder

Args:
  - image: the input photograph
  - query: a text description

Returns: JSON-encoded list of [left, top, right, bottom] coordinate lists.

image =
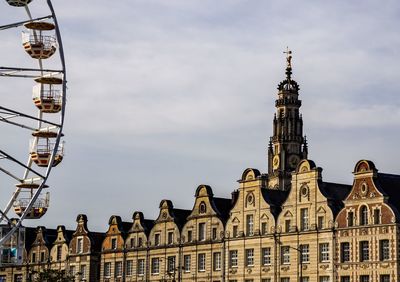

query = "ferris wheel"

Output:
[[0, 0, 66, 256]]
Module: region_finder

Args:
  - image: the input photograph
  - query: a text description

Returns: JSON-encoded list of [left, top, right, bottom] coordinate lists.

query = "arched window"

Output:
[[360, 206, 368, 225], [199, 202, 206, 214]]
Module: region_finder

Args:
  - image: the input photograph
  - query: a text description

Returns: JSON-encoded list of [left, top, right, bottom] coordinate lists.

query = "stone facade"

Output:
[[1, 56, 399, 282]]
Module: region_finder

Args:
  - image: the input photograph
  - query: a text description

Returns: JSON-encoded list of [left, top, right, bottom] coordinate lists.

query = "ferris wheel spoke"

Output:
[[0, 210, 12, 225], [0, 66, 64, 75], [0, 15, 52, 31], [0, 150, 45, 179], [0, 106, 61, 128]]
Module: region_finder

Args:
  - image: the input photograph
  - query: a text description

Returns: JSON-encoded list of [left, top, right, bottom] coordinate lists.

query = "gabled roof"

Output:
[[171, 208, 191, 230], [376, 173, 400, 221], [318, 181, 352, 218], [212, 197, 232, 223], [261, 189, 290, 218], [142, 219, 155, 235], [88, 231, 106, 253]]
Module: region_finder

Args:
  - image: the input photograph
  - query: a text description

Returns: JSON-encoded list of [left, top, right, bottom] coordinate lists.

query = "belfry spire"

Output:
[[267, 49, 308, 190]]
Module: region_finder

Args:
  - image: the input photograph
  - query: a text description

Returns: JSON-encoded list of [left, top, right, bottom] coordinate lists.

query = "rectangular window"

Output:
[[320, 277, 330, 282], [111, 238, 117, 250], [77, 237, 83, 254], [261, 222, 267, 235], [281, 246, 290, 264], [341, 242, 350, 263], [360, 275, 369, 282], [380, 239, 390, 260], [137, 259, 145, 276], [301, 278, 309, 282], [380, 275, 390, 282], [167, 231, 174, 245], [56, 245, 62, 261], [115, 261, 122, 277], [233, 225, 238, 237], [198, 253, 206, 271], [167, 256, 175, 273], [212, 227, 217, 240], [31, 252, 36, 263], [246, 249, 254, 266], [126, 260, 133, 276], [319, 243, 329, 262], [80, 265, 87, 279], [285, 220, 291, 232], [138, 237, 143, 247], [130, 237, 135, 248], [154, 233, 160, 246], [40, 252, 45, 262], [14, 274, 23, 282], [199, 223, 206, 241], [151, 258, 160, 274], [229, 250, 238, 267], [188, 230, 192, 242], [246, 214, 254, 236], [348, 211, 354, 227], [300, 208, 309, 231], [213, 252, 221, 271], [301, 244, 309, 263], [341, 277, 350, 282], [281, 278, 290, 282], [184, 255, 191, 272], [374, 209, 380, 224], [262, 247, 271, 265], [262, 279, 271, 282], [360, 241, 369, 262], [70, 266, 75, 276], [104, 262, 111, 278], [318, 216, 324, 229]]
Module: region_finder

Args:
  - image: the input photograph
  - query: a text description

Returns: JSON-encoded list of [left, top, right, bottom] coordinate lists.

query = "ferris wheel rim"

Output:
[[0, 0, 66, 247]]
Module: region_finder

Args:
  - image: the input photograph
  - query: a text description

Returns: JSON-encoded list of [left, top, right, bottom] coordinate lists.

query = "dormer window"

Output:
[[56, 245, 62, 261], [168, 231, 174, 245], [77, 237, 83, 254], [154, 233, 160, 246], [111, 238, 117, 250], [199, 202, 207, 214], [347, 211, 354, 227], [360, 206, 368, 226]]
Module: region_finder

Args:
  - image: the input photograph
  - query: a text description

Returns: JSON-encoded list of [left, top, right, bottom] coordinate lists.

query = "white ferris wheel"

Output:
[[0, 0, 66, 262]]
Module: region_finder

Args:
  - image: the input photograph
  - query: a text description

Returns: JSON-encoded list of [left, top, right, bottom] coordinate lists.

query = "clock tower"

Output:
[[267, 49, 308, 190]]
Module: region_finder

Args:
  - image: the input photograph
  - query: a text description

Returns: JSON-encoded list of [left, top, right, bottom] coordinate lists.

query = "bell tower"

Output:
[[267, 48, 308, 190]]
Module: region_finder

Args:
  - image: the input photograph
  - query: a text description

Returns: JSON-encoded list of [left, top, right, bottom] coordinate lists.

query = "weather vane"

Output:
[[283, 47, 292, 69]]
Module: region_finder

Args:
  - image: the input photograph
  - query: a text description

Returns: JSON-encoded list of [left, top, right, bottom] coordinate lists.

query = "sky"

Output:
[[0, 0, 399, 232]]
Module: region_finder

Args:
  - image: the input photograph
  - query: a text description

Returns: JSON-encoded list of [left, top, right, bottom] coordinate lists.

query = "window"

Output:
[[360, 206, 368, 225], [212, 227, 217, 240], [168, 231, 174, 245], [0, 276, 6, 282], [199, 202, 207, 213], [374, 209, 380, 224], [301, 244, 309, 263], [232, 225, 238, 237], [340, 242, 350, 263], [360, 275, 369, 282], [77, 237, 83, 253], [154, 233, 160, 246], [320, 277, 330, 282], [245, 280, 254, 282], [360, 241, 369, 262], [281, 246, 290, 264], [229, 250, 238, 267], [262, 279, 272, 282], [56, 245, 62, 261], [138, 237, 143, 247], [380, 275, 390, 282], [137, 259, 145, 275], [126, 260, 133, 276], [318, 216, 324, 229], [104, 262, 111, 278], [184, 255, 191, 272], [262, 247, 271, 265], [111, 238, 117, 250], [246, 249, 254, 266], [246, 214, 254, 236], [198, 253, 206, 271], [40, 251, 45, 262], [281, 278, 290, 282], [70, 266, 75, 276], [319, 243, 329, 262], [341, 277, 350, 282], [347, 211, 354, 227], [130, 237, 135, 248], [301, 278, 309, 282], [14, 274, 23, 282], [31, 252, 36, 263], [213, 252, 221, 271], [199, 223, 206, 241], [300, 208, 309, 231], [261, 222, 267, 235], [285, 220, 291, 232], [113, 261, 122, 277], [187, 230, 192, 242], [151, 257, 160, 274], [80, 265, 87, 279], [380, 239, 390, 260], [167, 256, 175, 273]]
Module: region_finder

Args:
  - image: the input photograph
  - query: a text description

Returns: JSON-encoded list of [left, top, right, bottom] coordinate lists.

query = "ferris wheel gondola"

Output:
[[0, 0, 66, 263]]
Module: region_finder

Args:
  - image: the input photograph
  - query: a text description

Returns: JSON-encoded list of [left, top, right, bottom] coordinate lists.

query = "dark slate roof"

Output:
[[24, 227, 37, 252], [42, 228, 58, 248], [318, 181, 352, 218], [212, 197, 232, 223], [376, 173, 400, 221], [171, 208, 191, 230], [89, 231, 106, 253], [64, 230, 75, 244], [261, 189, 290, 219], [142, 219, 155, 236], [121, 221, 132, 237]]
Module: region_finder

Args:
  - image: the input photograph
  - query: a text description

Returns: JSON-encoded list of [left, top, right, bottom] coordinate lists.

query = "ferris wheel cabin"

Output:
[[13, 192, 49, 219], [22, 21, 57, 60], [32, 76, 62, 113], [5, 0, 32, 7], [30, 137, 64, 167]]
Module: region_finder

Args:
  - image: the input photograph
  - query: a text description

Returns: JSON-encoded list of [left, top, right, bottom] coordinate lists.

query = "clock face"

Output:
[[273, 155, 280, 170], [288, 155, 300, 169]]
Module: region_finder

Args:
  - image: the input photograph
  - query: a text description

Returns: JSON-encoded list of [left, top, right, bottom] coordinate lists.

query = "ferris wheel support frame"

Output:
[[0, 0, 66, 247]]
